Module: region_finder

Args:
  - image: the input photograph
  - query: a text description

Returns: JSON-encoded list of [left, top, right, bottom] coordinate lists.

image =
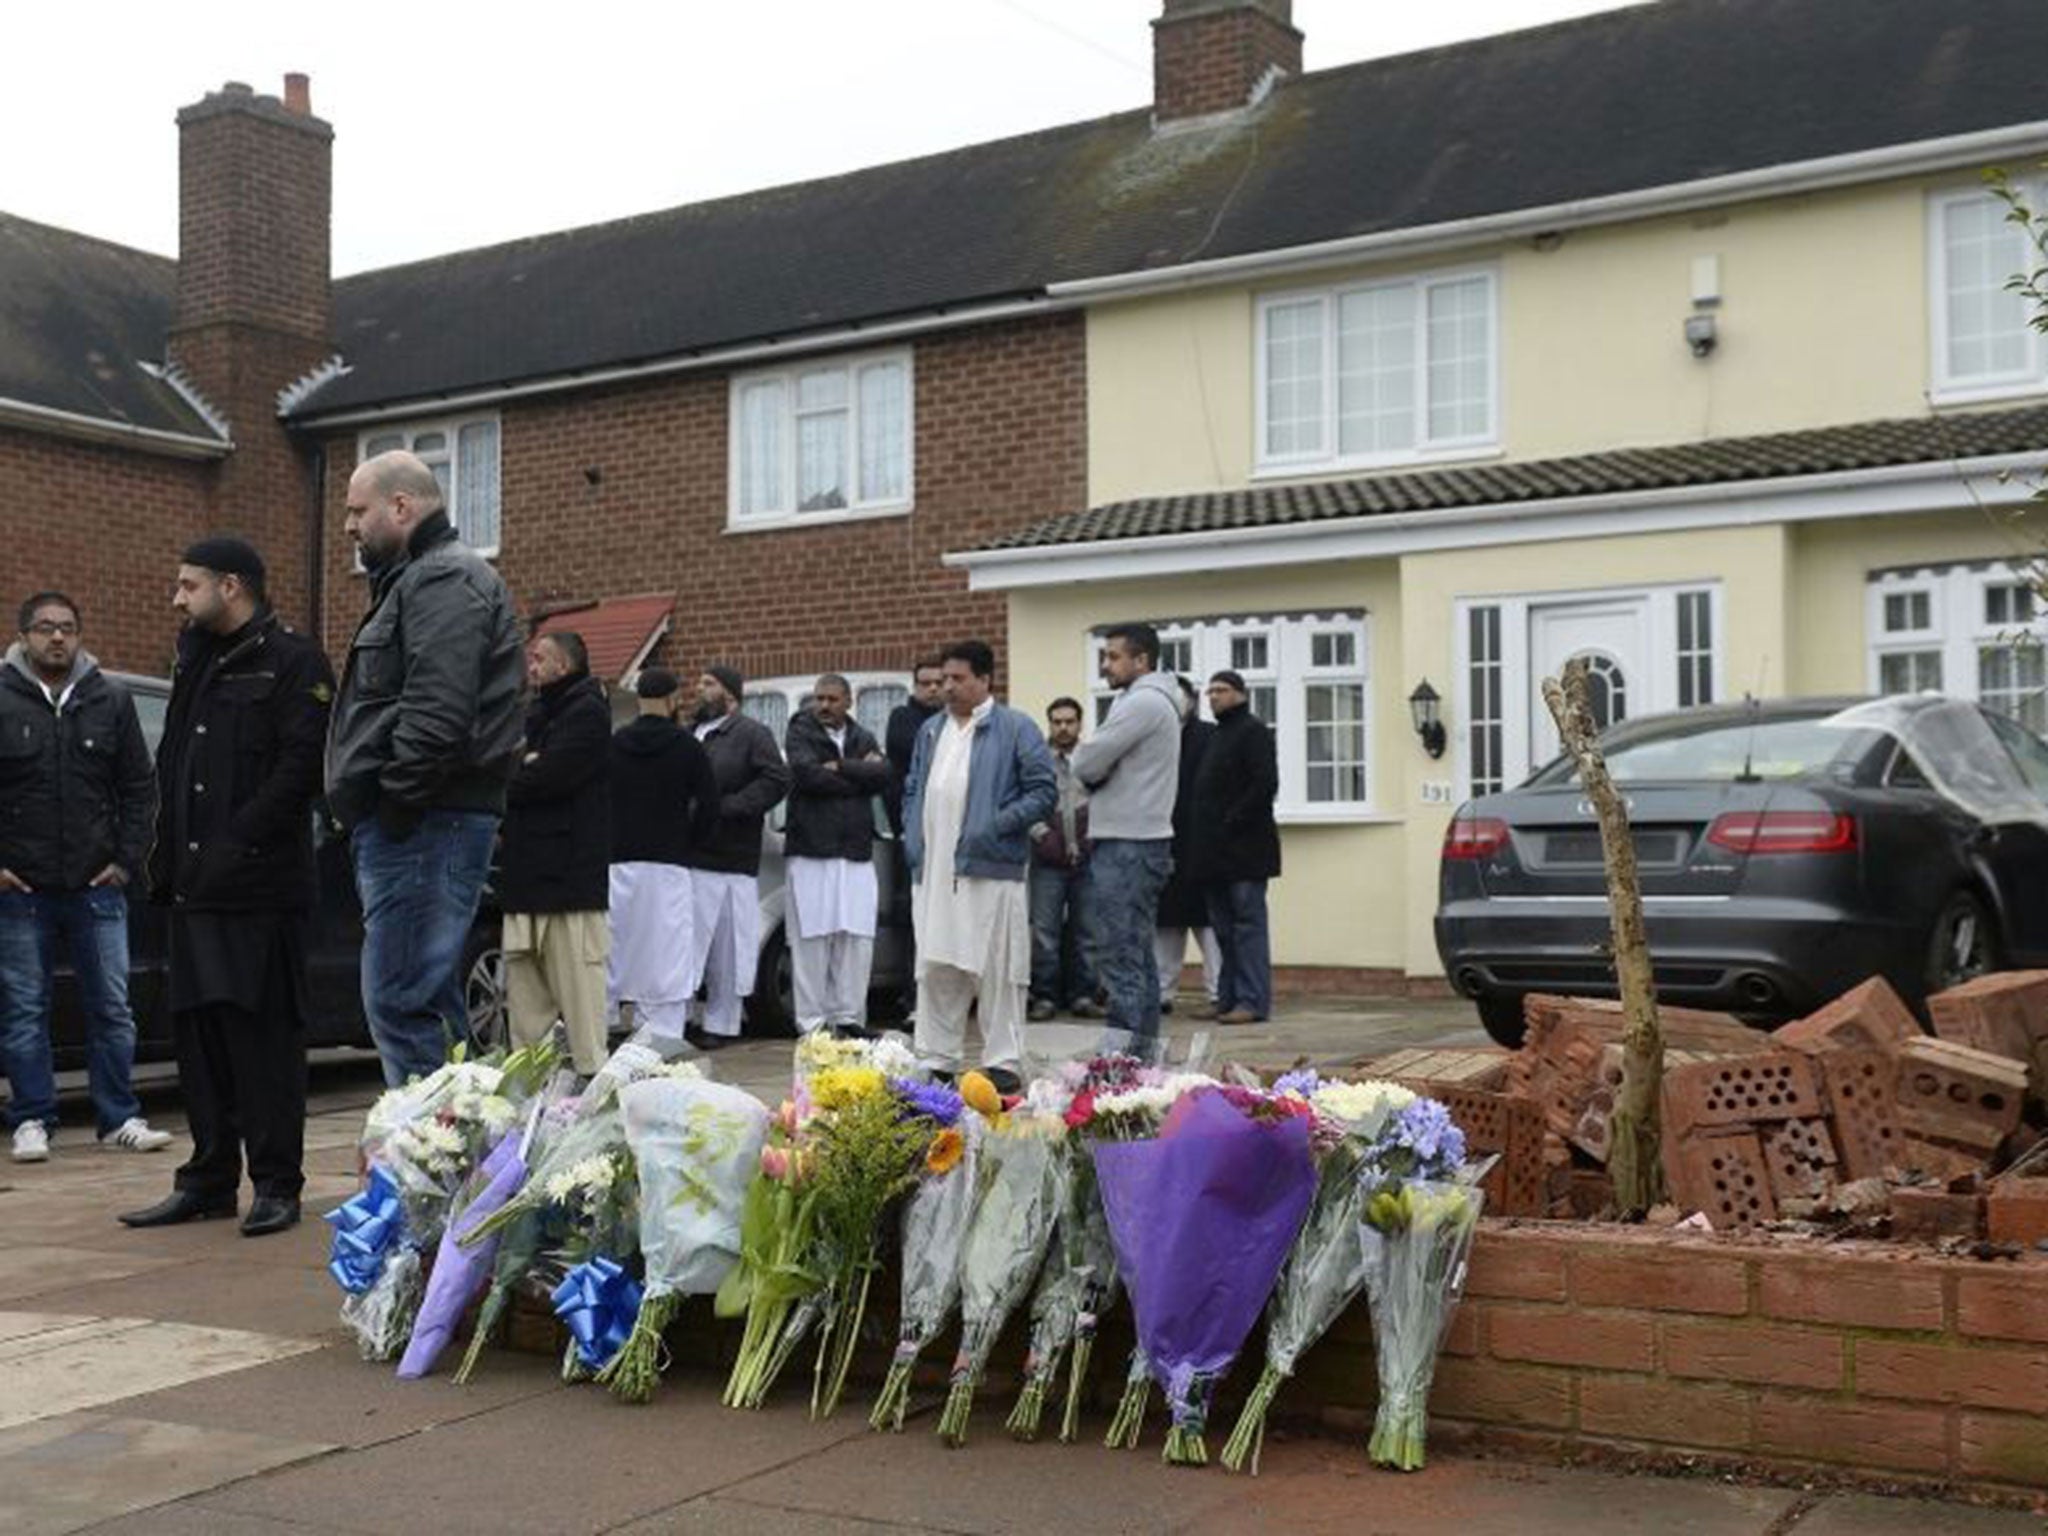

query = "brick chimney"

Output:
[[167, 75, 334, 629], [1153, 0, 1303, 123]]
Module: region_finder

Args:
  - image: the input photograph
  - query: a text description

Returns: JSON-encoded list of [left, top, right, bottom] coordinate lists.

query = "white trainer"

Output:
[[11, 1121, 50, 1162], [100, 1118, 173, 1153]]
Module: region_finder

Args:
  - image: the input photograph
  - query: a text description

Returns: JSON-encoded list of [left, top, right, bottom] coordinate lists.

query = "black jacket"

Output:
[[146, 611, 334, 912], [1185, 703, 1282, 885], [609, 715, 720, 866], [500, 673, 612, 913], [324, 511, 526, 833], [684, 710, 791, 877], [883, 697, 940, 832], [784, 711, 888, 863], [1156, 716, 1216, 928], [0, 647, 155, 893]]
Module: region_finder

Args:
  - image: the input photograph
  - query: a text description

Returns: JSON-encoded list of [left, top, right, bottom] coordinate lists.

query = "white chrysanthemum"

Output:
[[867, 1037, 916, 1080], [648, 1059, 705, 1082], [1311, 1079, 1417, 1135], [1023, 1076, 1073, 1119]]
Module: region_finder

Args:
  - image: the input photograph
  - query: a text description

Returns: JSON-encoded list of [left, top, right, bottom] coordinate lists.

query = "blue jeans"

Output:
[[0, 886, 142, 1134], [1028, 861, 1096, 1007], [1089, 838, 1172, 1048], [353, 810, 497, 1087], [1207, 879, 1273, 1019]]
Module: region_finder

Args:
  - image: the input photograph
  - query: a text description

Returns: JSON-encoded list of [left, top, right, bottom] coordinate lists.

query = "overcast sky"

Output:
[[8, 0, 1636, 276]]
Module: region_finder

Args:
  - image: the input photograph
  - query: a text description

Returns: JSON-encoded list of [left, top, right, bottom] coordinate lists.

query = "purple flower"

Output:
[[890, 1078, 963, 1126], [1273, 1068, 1321, 1098], [1391, 1099, 1466, 1175]]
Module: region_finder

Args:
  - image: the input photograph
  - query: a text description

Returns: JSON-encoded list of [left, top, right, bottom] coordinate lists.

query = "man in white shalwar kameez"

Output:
[[902, 641, 1057, 1089], [783, 675, 890, 1034]]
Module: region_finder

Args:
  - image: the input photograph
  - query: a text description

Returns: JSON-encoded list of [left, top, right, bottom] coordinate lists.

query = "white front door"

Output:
[[1527, 596, 1651, 768]]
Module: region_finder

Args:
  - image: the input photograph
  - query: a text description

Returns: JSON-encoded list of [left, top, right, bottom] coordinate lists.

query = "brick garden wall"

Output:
[[314, 313, 1087, 681]]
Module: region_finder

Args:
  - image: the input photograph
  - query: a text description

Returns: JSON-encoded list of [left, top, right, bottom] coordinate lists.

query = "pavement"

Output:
[[2, 996, 2044, 1535]]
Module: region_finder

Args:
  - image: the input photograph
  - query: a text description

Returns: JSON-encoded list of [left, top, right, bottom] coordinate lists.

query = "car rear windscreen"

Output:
[[1530, 718, 1864, 786]]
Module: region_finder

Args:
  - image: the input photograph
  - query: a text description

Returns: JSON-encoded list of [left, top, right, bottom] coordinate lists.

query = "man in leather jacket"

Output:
[[326, 450, 524, 1086]]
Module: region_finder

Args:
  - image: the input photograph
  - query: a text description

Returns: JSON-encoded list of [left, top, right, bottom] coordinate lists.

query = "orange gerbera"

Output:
[[925, 1126, 965, 1175]]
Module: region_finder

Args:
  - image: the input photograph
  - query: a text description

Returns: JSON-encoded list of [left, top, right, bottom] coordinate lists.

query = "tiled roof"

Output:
[[975, 405, 2048, 552], [534, 592, 674, 685]]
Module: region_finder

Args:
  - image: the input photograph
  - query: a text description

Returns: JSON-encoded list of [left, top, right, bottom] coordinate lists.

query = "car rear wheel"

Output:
[[745, 925, 797, 1038], [1476, 992, 1528, 1048], [461, 925, 508, 1054], [1924, 890, 1997, 998]]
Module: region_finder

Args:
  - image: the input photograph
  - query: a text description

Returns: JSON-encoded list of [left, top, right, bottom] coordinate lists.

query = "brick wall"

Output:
[[1153, 0, 1303, 121], [0, 424, 213, 676], [313, 313, 1087, 680]]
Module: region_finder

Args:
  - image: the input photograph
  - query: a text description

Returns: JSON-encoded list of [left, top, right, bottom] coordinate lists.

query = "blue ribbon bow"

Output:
[[324, 1167, 406, 1294], [551, 1256, 644, 1373]]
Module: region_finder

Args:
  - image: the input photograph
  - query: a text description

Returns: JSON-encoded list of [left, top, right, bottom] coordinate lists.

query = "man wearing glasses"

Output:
[[0, 593, 172, 1163]]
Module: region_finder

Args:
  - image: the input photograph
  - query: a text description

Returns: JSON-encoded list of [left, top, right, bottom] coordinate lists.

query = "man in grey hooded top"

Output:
[[1071, 622, 1182, 1057]]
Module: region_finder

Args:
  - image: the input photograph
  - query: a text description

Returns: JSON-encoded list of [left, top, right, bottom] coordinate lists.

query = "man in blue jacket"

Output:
[[902, 640, 1056, 1092]]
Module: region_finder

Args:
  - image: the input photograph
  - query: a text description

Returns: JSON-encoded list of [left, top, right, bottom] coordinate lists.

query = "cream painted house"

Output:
[[949, 0, 2048, 997]]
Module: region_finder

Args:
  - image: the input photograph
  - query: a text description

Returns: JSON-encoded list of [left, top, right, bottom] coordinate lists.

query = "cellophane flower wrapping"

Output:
[[1094, 1088, 1317, 1466], [366, 1060, 520, 1249], [1005, 1143, 1083, 1440], [869, 1111, 979, 1432], [935, 1117, 1065, 1447], [1361, 1178, 1484, 1472], [598, 1073, 769, 1402], [396, 1129, 528, 1379], [341, 1246, 423, 1361]]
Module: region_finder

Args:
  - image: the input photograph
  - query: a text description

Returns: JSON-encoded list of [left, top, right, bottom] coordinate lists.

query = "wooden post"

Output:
[[1541, 658, 1667, 1217]]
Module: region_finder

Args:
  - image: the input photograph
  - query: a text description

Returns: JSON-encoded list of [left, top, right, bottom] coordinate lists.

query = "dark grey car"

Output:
[[1435, 695, 2048, 1046]]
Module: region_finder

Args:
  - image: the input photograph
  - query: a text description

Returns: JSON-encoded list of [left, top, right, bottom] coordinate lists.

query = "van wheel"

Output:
[[1476, 992, 1528, 1048], [745, 926, 797, 1038]]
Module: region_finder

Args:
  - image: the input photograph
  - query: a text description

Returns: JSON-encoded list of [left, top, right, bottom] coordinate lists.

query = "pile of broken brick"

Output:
[[1359, 973, 2048, 1249]]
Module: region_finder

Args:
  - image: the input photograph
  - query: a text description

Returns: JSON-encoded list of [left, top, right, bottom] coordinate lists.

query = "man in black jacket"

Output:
[[120, 541, 332, 1235], [501, 631, 612, 1076], [883, 656, 944, 834], [327, 450, 525, 1086], [1155, 675, 1221, 1016], [1188, 670, 1282, 1024], [684, 665, 791, 1048], [607, 669, 719, 1046], [784, 675, 890, 1036], [0, 591, 169, 1163]]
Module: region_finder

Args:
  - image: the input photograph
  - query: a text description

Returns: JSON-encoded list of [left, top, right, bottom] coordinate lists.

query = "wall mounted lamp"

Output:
[[1409, 679, 1447, 759]]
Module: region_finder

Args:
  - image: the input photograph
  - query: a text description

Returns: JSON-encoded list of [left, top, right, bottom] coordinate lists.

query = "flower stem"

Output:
[[819, 1267, 871, 1420], [597, 1291, 680, 1405], [1059, 1332, 1093, 1443], [1103, 1353, 1151, 1452], [450, 1285, 507, 1386], [1163, 1424, 1209, 1467], [935, 1374, 977, 1448], [870, 1355, 915, 1432], [1006, 1375, 1047, 1441], [1219, 1363, 1283, 1474]]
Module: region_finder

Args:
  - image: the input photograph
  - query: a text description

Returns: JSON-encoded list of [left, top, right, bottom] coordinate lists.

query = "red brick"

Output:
[[1987, 1179, 2048, 1248], [1441, 1304, 1481, 1358], [1663, 1129, 1777, 1232], [1927, 970, 2048, 1072], [1889, 1187, 1986, 1244], [1487, 1305, 1655, 1372], [1663, 1053, 1824, 1130], [1664, 1321, 1844, 1390], [1958, 1410, 2048, 1485], [1465, 1234, 1569, 1302], [1570, 1247, 1750, 1316], [1758, 1257, 1945, 1332], [1578, 1375, 1752, 1450], [1957, 1270, 2048, 1344], [1893, 1037, 2027, 1153], [1426, 1358, 1575, 1429], [1753, 1393, 1950, 1474], [1772, 976, 1920, 1055], [1855, 1338, 2048, 1412]]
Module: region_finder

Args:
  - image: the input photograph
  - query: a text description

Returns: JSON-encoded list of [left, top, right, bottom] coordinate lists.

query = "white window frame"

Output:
[[1253, 264, 1501, 478], [725, 348, 915, 531], [1082, 612, 1376, 822], [738, 671, 920, 749], [1450, 582, 1723, 803], [1868, 565, 2048, 730], [356, 414, 503, 560], [1928, 182, 2048, 406]]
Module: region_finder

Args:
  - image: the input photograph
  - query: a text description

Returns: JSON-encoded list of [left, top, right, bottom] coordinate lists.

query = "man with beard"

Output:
[[684, 665, 790, 1049], [327, 450, 524, 1087], [120, 540, 331, 1235]]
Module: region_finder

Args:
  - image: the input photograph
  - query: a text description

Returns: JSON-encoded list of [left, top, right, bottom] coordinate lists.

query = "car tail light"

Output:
[[1705, 811, 1858, 855], [1443, 815, 1512, 861]]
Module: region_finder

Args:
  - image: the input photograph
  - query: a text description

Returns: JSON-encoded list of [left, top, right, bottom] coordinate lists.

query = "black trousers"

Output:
[[172, 989, 307, 1202]]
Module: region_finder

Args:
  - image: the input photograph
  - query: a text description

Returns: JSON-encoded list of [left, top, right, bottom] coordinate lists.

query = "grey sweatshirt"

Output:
[[1070, 669, 1181, 840]]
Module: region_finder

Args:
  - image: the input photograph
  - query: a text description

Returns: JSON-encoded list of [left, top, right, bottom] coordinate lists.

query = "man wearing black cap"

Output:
[[606, 668, 719, 1046], [121, 539, 334, 1236], [685, 665, 789, 1047]]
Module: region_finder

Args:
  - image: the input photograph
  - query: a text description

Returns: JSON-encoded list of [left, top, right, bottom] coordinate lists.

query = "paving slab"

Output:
[[0, 1315, 319, 1431], [0, 1245, 181, 1303], [64, 1503, 362, 1536], [47, 1246, 349, 1335], [616, 1494, 974, 1535], [0, 1412, 331, 1536], [1790, 1492, 2048, 1534]]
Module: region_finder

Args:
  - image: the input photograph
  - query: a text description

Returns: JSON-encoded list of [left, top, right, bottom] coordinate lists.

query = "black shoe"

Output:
[[240, 1196, 301, 1238], [119, 1190, 237, 1228], [686, 1028, 731, 1053], [829, 1022, 878, 1041], [981, 1066, 1023, 1097], [1026, 999, 1056, 1023], [1160, 999, 1176, 1015]]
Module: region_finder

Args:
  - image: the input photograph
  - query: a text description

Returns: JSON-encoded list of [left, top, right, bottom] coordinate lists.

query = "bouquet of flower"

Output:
[[1219, 1074, 1418, 1472], [1359, 1098, 1482, 1472], [368, 1059, 522, 1248], [598, 1071, 770, 1402], [397, 1128, 530, 1379], [935, 1079, 1066, 1448], [719, 1098, 824, 1409], [327, 1168, 417, 1361], [869, 1091, 975, 1432], [1095, 1087, 1317, 1466], [1002, 1145, 1083, 1441]]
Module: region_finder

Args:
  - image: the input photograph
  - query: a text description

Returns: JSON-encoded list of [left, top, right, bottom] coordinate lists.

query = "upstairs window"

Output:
[[1930, 185, 2047, 402], [729, 350, 913, 527], [359, 416, 502, 557], [1257, 267, 1498, 474]]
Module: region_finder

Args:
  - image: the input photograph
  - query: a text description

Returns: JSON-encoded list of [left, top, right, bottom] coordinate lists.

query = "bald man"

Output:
[[326, 450, 525, 1086]]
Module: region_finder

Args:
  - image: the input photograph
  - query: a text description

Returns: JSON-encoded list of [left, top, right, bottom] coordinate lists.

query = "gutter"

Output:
[[0, 395, 231, 460], [288, 294, 1080, 429], [1047, 121, 2048, 303], [945, 451, 2048, 589]]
